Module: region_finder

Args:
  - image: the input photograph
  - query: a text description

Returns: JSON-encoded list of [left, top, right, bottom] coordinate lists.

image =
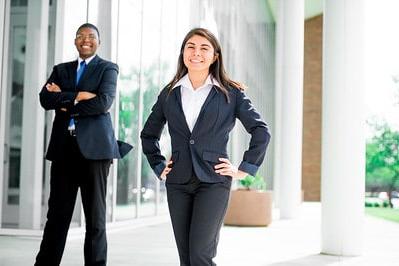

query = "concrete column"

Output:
[[50, 0, 87, 228], [275, 0, 304, 218], [91, 0, 120, 222], [135, 0, 145, 218], [19, 0, 49, 229], [54, 0, 87, 63], [321, 0, 365, 256], [0, 0, 8, 228]]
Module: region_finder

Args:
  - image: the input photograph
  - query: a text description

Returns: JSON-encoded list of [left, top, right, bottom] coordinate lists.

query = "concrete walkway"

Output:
[[0, 203, 398, 265]]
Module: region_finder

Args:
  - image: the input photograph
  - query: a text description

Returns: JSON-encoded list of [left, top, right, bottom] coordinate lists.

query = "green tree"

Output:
[[366, 123, 399, 207]]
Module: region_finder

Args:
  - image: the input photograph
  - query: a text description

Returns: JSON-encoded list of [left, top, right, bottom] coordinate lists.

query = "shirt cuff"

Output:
[[238, 161, 259, 177], [154, 161, 166, 180]]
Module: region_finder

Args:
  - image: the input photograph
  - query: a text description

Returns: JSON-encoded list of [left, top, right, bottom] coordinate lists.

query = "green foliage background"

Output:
[[366, 123, 399, 207]]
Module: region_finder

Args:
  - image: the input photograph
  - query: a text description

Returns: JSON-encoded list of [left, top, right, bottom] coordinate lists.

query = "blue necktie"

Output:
[[76, 60, 86, 85], [69, 60, 86, 135]]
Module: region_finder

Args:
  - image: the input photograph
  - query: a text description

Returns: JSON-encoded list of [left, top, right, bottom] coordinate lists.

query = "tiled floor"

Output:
[[0, 203, 398, 266]]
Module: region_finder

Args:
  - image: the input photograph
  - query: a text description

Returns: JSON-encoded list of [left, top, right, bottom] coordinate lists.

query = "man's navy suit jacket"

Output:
[[40, 55, 131, 160], [141, 85, 271, 184]]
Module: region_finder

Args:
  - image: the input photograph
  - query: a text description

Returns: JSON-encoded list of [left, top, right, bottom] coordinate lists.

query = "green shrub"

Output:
[[239, 174, 266, 191]]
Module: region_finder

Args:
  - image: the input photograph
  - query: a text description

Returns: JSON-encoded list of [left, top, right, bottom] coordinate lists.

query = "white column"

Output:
[[19, 0, 49, 229], [92, 0, 120, 222], [321, 0, 365, 256], [51, 0, 88, 228], [275, 0, 304, 218], [54, 0, 87, 63], [135, 0, 145, 218], [0, 0, 8, 228]]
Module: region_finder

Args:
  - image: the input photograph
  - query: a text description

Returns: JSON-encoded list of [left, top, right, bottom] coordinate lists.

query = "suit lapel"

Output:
[[173, 86, 192, 135], [199, 86, 218, 114], [174, 85, 184, 112], [191, 86, 218, 134], [76, 55, 100, 86], [68, 61, 78, 89]]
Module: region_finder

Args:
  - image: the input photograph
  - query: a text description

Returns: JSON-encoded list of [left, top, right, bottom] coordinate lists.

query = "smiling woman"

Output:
[[140, 27, 271, 265], [183, 35, 217, 79]]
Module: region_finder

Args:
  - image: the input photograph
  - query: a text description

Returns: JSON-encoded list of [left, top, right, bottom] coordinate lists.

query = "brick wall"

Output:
[[302, 15, 322, 201]]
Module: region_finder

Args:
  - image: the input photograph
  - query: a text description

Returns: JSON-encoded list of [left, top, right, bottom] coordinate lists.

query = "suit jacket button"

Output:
[[189, 140, 195, 145]]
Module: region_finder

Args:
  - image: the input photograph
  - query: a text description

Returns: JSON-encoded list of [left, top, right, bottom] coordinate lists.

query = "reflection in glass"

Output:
[[116, 0, 142, 221], [2, 7, 27, 228], [8, 26, 25, 205], [138, 0, 163, 217], [116, 0, 180, 219]]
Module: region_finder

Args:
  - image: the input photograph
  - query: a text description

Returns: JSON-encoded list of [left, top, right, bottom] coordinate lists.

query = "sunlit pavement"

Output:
[[0, 203, 398, 265]]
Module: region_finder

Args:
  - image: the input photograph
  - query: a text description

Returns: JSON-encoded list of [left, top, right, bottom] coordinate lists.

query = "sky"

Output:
[[364, 0, 399, 133]]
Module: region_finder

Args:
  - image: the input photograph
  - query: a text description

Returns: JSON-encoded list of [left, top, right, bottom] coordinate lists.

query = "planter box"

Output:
[[224, 189, 272, 226]]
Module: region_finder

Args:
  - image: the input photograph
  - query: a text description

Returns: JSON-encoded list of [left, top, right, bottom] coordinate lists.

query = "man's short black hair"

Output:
[[76, 23, 100, 40]]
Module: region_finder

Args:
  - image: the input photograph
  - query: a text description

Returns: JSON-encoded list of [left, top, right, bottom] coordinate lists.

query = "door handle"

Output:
[[3, 143, 8, 164]]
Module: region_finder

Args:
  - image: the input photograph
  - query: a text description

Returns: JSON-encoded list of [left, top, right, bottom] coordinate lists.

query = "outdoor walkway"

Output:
[[0, 203, 398, 265]]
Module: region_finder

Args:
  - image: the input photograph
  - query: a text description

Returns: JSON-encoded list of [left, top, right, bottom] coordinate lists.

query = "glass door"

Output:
[[2, 6, 27, 228]]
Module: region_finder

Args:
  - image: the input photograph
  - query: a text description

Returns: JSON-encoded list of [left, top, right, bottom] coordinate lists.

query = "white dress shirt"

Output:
[[73, 55, 96, 106], [173, 74, 220, 132], [77, 54, 95, 71]]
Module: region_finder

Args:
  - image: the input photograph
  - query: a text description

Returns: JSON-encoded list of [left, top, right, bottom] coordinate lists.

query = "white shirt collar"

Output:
[[173, 74, 221, 90], [78, 54, 96, 66]]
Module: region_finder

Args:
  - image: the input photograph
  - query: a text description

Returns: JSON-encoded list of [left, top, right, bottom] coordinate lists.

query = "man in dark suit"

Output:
[[35, 23, 131, 266]]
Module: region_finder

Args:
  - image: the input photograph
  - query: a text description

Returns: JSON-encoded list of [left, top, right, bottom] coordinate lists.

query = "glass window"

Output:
[[1, 7, 27, 228], [139, 0, 165, 217], [139, 0, 191, 216], [116, 0, 190, 219], [116, 0, 143, 221]]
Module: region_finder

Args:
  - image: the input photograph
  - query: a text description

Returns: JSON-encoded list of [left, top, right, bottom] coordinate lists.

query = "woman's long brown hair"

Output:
[[166, 28, 245, 102]]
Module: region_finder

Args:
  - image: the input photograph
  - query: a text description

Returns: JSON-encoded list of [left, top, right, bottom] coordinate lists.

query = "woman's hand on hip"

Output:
[[160, 160, 173, 180], [214, 158, 247, 179]]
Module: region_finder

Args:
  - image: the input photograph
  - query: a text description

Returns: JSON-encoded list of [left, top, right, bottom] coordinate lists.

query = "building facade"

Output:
[[0, 0, 275, 232]]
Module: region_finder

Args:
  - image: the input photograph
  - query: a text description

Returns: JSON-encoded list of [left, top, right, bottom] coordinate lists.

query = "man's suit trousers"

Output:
[[35, 135, 111, 266]]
